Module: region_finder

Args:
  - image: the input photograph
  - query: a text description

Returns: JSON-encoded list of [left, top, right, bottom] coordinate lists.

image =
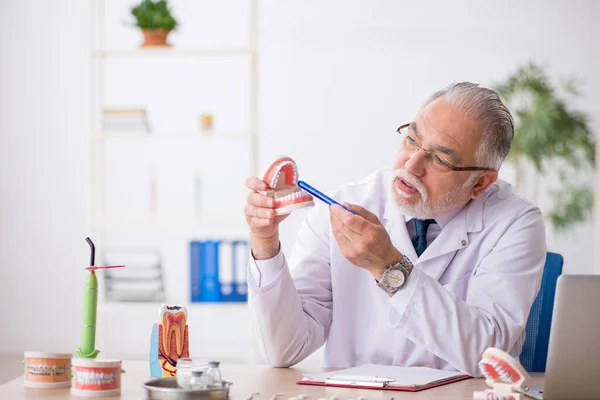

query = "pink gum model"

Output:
[[473, 347, 531, 400], [261, 156, 314, 215]]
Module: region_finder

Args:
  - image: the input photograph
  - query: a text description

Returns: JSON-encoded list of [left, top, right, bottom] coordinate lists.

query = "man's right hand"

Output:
[[244, 176, 289, 260]]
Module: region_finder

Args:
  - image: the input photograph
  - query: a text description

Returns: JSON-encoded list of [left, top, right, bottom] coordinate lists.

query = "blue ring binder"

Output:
[[190, 239, 249, 303]]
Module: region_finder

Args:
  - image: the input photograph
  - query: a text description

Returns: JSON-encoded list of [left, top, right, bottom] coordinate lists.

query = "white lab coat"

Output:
[[247, 168, 546, 376]]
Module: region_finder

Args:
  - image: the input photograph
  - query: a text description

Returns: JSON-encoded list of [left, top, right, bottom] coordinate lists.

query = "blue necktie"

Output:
[[412, 219, 436, 257]]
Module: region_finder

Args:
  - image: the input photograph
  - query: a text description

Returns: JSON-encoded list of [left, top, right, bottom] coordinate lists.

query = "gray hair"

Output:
[[424, 82, 514, 170]]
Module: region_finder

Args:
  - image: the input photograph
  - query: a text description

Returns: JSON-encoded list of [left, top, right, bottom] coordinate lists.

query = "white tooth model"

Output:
[[473, 347, 531, 400], [260, 156, 314, 215]]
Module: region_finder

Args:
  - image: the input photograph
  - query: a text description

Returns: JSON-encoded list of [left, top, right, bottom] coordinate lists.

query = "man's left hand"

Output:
[[330, 202, 403, 280]]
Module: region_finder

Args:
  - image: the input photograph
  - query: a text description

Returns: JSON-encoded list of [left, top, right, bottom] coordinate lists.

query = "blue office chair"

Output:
[[519, 252, 564, 372]]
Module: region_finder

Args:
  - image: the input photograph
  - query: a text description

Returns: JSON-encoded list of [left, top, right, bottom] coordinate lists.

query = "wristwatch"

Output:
[[378, 255, 413, 294]]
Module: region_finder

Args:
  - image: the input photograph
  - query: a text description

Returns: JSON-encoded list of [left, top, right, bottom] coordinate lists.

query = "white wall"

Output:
[[0, 0, 90, 354], [0, 0, 597, 359], [260, 0, 599, 274]]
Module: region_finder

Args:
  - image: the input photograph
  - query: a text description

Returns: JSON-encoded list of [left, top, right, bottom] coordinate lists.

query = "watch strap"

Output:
[[378, 255, 413, 293]]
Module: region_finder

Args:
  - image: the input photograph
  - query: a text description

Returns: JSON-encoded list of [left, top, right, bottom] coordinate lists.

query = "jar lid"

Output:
[[72, 358, 121, 368], [192, 370, 203, 376], [208, 361, 220, 367], [24, 352, 72, 359]]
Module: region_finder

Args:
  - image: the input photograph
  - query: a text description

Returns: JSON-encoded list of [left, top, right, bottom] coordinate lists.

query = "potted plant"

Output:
[[494, 63, 595, 231], [130, 0, 178, 47]]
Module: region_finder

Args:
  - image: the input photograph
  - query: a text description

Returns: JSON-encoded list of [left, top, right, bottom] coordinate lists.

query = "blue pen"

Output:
[[297, 180, 356, 214]]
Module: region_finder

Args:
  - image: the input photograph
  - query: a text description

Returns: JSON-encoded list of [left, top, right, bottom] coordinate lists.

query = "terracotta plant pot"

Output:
[[141, 28, 172, 47]]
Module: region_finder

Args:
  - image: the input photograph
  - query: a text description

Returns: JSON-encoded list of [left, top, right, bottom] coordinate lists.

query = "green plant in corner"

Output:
[[494, 63, 595, 231], [131, 0, 178, 47]]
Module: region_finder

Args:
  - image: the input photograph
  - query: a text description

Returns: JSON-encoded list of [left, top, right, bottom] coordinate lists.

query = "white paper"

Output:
[[303, 363, 468, 388]]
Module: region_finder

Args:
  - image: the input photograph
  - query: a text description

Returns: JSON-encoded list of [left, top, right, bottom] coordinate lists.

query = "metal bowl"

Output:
[[143, 377, 232, 400]]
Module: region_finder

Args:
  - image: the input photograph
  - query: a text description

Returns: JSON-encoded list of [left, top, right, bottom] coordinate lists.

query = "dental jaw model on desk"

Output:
[[261, 156, 314, 215], [22, 238, 125, 395], [23, 352, 72, 389], [150, 305, 190, 378], [473, 347, 531, 400]]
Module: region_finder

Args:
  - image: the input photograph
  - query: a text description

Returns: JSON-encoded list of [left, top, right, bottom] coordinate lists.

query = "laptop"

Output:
[[526, 275, 600, 400]]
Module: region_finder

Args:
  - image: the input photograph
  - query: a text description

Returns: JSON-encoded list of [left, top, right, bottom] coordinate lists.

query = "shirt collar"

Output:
[[403, 203, 468, 230]]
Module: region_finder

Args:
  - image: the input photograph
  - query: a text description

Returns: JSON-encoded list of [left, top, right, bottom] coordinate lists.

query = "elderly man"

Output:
[[243, 82, 546, 376]]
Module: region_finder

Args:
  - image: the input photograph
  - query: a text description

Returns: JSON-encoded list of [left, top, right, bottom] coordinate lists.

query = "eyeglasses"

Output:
[[396, 123, 495, 172]]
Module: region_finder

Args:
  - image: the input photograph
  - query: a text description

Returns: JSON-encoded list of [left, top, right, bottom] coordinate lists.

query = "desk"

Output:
[[0, 360, 544, 399]]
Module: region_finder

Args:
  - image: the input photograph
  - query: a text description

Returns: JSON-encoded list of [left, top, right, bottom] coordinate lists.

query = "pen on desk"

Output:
[[297, 181, 356, 214], [324, 379, 386, 388], [327, 375, 395, 383]]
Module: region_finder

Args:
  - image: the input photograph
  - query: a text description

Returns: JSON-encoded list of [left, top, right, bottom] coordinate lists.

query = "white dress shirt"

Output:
[[247, 168, 546, 376]]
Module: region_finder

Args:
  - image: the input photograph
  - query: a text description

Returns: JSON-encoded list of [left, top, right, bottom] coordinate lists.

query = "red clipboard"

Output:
[[297, 374, 471, 392]]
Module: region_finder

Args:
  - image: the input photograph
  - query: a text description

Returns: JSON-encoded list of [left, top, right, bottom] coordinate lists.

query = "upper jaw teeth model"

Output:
[[472, 347, 531, 400], [261, 157, 314, 215]]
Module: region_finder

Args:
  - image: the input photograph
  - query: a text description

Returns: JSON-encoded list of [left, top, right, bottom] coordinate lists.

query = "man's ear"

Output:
[[470, 170, 498, 199]]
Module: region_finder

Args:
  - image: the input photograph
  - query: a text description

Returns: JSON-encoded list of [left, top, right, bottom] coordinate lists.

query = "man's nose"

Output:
[[404, 148, 427, 177]]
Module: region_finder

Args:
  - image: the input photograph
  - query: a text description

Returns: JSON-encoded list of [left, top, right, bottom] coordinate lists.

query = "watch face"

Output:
[[387, 269, 406, 288]]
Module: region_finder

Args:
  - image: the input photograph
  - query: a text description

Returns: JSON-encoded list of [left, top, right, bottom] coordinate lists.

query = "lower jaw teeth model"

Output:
[[260, 156, 314, 215], [473, 347, 531, 400]]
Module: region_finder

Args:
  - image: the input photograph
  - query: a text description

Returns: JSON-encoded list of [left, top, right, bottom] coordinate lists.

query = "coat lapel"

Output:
[[415, 207, 469, 280], [418, 207, 469, 263], [417, 193, 486, 280], [382, 187, 487, 281], [381, 198, 417, 262]]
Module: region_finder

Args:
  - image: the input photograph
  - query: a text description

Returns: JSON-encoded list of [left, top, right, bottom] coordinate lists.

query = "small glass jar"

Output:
[[176, 358, 193, 389], [205, 361, 222, 388], [190, 369, 206, 390]]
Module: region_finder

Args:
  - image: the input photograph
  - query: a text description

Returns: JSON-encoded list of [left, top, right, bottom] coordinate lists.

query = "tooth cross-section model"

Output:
[[149, 305, 190, 378], [261, 156, 314, 215]]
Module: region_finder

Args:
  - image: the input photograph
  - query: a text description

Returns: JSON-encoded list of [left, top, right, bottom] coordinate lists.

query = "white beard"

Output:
[[391, 168, 473, 219]]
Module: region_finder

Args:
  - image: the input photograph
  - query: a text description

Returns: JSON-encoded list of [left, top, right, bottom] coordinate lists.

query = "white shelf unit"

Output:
[[88, 0, 259, 360], [92, 48, 253, 57], [89, 0, 258, 235], [91, 131, 249, 140], [89, 0, 257, 284]]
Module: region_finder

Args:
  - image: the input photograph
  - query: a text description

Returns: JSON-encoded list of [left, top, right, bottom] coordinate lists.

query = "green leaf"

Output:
[[494, 63, 596, 231], [131, 0, 178, 30], [548, 185, 594, 231]]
